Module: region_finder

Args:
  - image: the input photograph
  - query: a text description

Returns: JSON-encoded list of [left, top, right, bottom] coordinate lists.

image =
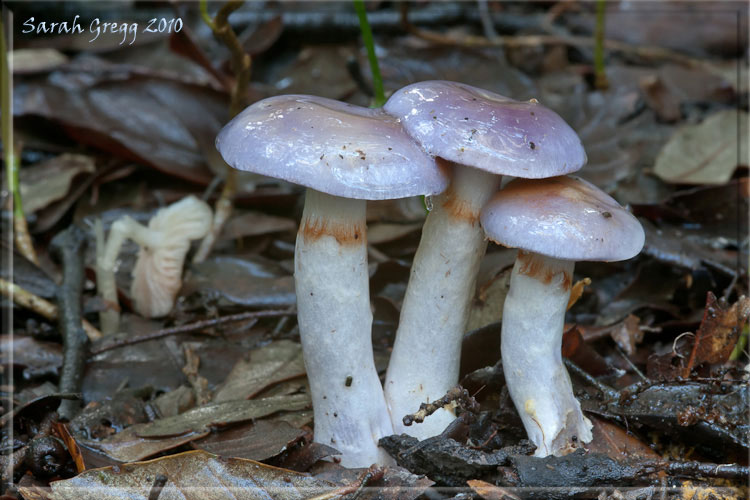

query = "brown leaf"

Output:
[[213, 340, 306, 403], [467, 479, 521, 500], [639, 74, 682, 122], [19, 154, 96, 213], [561, 326, 612, 376], [274, 441, 338, 473], [609, 314, 645, 356], [53, 423, 86, 473], [586, 416, 661, 463], [653, 110, 748, 185], [137, 394, 310, 438], [182, 255, 296, 309], [684, 293, 750, 376], [192, 420, 305, 462], [14, 60, 226, 184], [79, 395, 310, 463], [22, 450, 335, 500]]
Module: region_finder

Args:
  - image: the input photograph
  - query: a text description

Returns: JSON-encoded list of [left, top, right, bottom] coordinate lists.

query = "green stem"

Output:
[[593, 0, 608, 90], [353, 0, 385, 107], [729, 324, 748, 361], [199, 0, 216, 30], [0, 13, 22, 218]]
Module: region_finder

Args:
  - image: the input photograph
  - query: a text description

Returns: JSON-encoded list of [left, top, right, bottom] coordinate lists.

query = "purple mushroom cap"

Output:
[[384, 81, 587, 178], [481, 176, 645, 262], [216, 95, 449, 200]]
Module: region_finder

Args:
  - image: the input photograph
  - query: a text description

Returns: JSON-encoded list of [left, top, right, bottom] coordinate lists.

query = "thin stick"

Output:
[[644, 460, 749, 480], [0, 278, 102, 341], [400, 5, 711, 70], [614, 344, 648, 381], [193, 0, 252, 264], [51, 226, 89, 420], [90, 308, 295, 354], [564, 358, 620, 401]]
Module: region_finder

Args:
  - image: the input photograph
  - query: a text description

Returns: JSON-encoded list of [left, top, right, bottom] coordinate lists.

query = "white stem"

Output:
[[97, 216, 160, 334], [501, 251, 593, 457], [385, 166, 500, 438], [95, 219, 119, 335], [295, 189, 394, 467]]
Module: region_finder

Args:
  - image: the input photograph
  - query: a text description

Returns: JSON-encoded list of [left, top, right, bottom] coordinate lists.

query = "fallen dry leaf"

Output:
[[609, 314, 645, 356], [19, 154, 96, 213], [12, 48, 68, 74], [19, 450, 334, 500], [653, 110, 748, 185], [467, 479, 521, 500], [683, 293, 750, 376], [79, 395, 310, 462], [192, 420, 305, 461], [586, 416, 661, 463], [213, 340, 306, 402]]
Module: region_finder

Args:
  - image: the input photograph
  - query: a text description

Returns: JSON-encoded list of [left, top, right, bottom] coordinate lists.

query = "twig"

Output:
[[614, 344, 648, 381], [193, 0, 252, 264], [89, 308, 295, 354], [50, 225, 89, 421], [399, 5, 711, 69], [645, 460, 749, 480], [1, 14, 38, 265], [403, 385, 479, 426], [353, 0, 385, 107], [0, 278, 102, 341], [564, 358, 620, 401]]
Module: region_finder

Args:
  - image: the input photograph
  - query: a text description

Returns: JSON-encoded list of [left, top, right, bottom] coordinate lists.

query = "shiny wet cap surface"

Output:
[[480, 176, 644, 261], [216, 95, 449, 200], [384, 81, 586, 178]]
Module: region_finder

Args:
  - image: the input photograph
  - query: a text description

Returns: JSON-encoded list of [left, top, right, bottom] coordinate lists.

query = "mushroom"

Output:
[[97, 195, 212, 327], [215, 94, 448, 467], [382, 81, 586, 438], [480, 175, 644, 457]]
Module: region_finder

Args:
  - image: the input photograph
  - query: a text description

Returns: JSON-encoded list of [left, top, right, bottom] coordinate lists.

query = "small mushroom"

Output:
[[480, 176, 644, 457], [97, 196, 212, 327], [382, 81, 586, 438], [215, 94, 448, 467]]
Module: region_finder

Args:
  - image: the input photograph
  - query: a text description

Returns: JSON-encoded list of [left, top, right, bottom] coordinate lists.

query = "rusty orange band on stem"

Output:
[[441, 188, 481, 224], [517, 251, 572, 291], [301, 217, 366, 246]]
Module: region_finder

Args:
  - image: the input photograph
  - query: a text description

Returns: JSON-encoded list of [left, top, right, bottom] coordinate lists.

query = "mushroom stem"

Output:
[[385, 166, 500, 438], [96, 216, 160, 334], [501, 251, 592, 457], [295, 189, 394, 467]]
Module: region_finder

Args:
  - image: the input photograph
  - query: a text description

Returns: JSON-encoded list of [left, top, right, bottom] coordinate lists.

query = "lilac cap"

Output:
[[216, 95, 449, 200], [480, 176, 644, 262], [384, 81, 586, 178]]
